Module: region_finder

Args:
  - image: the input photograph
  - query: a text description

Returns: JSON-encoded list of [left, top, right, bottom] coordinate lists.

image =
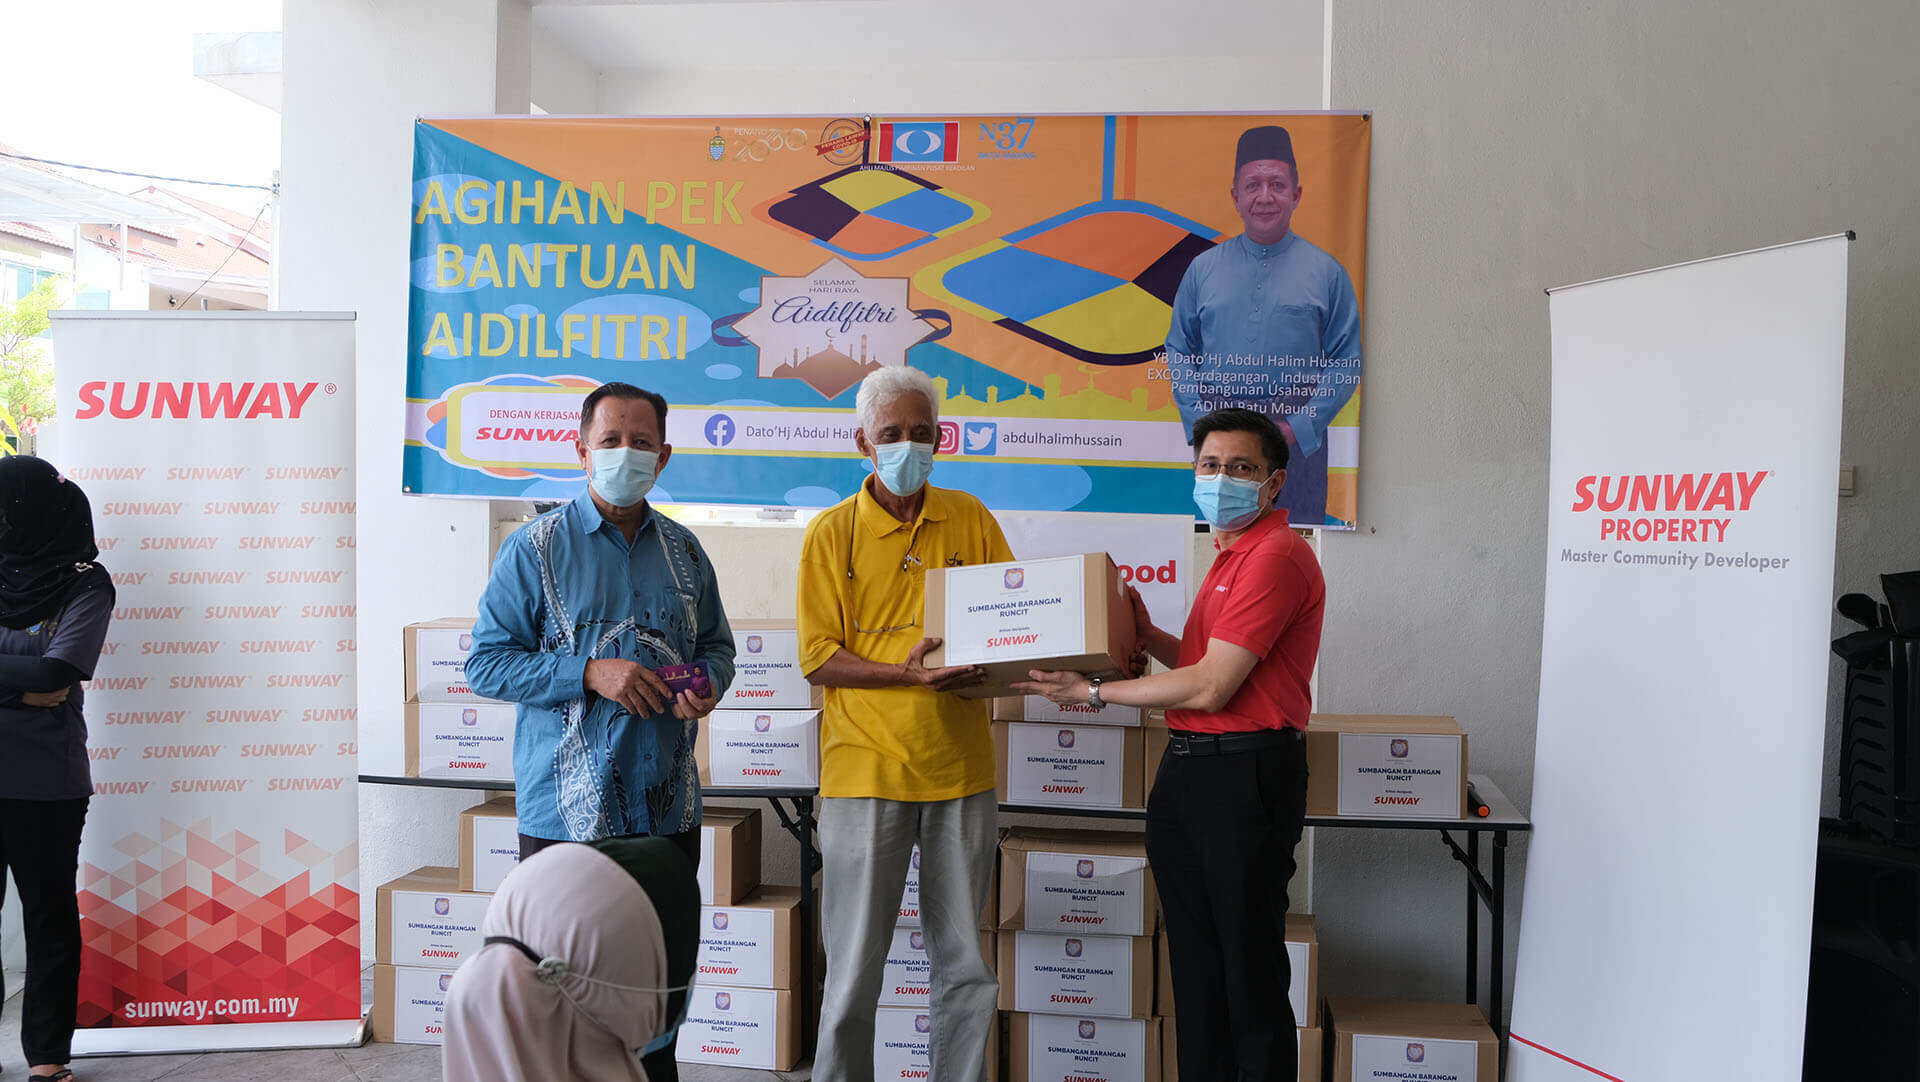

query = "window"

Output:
[[3, 262, 57, 305], [76, 289, 111, 310]]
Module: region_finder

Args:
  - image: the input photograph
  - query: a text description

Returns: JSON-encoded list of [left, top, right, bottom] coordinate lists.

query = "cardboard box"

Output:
[[1326, 998, 1497, 1082], [403, 617, 500, 703], [879, 926, 996, 1007], [998, 930, 1154, 1019], [875, 1007, 999, 1082], [404, 702, 515, 782], [699, 807, 763, 906], [925, 553, 1138, 700], [999, 828, 1157, 937], [1012, 1013, 1160, 1082], [898, 843, 999, 931], [677, 984, 801, 1071], [1153, 915, 1316, 1024], [994, 695, 1144, 727], [1306, 715, 1468, 819], [697, 709, 821, 788], [698, 886, 803, 990], [995, 722, 1145, 810], [457, 798, 520, 893], [1162, 1022, 1319, 1082], [720, 619, 823, 709], [375, 866, 491, 967], [370, 963, 456, 1045]]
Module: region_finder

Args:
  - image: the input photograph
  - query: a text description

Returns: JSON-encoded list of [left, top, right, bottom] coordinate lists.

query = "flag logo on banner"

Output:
[[876, 121, 959, 163]]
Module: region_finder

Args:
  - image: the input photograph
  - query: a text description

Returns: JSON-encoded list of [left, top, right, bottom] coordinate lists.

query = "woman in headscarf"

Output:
[[444, 835, 699, 1082], [0, 456, 115, 1082]]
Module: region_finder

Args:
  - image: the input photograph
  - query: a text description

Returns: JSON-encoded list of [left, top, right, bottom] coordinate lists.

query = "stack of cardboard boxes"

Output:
[[369, 864, 491, 1044], [875, 843, 1001, 1081], [697, 620, 822, 789], [997, 828, 1161, 1082], [402, 618, 513, 784], [678, 804, 812, 1072]]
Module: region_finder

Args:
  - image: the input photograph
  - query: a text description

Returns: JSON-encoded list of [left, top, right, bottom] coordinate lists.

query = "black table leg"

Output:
[[1493, 829, 1509, 1061], [1467, 829, 1480, 1007], [797, 794, 819, 1056]]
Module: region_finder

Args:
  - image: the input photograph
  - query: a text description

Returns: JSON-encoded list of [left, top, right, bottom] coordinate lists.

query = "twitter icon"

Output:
[[962, 422, 997, 455]]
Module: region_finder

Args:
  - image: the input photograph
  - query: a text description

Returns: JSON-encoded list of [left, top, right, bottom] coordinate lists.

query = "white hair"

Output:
[[854, 365, 939, 435]]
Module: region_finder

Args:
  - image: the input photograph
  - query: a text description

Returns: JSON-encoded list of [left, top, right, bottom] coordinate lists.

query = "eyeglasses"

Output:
[[846, 523, 924, 635], [1194, 461, 1270, 480]]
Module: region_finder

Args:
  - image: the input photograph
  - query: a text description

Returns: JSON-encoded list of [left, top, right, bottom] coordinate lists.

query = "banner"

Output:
[[1509, 236, 1849, 1081], [50, 312, 363, 1053], [406, 113, 1370, 527]]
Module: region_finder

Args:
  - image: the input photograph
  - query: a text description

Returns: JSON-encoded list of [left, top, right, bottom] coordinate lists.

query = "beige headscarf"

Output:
[[443, 842, 673, 1082]]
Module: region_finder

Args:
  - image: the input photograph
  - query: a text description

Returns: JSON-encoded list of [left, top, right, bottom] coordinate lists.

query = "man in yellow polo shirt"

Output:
[[798, 365, 1011, 1082]]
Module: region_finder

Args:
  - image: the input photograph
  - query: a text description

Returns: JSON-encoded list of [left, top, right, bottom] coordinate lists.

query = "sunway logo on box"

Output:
[[74, 381, 328, 420], [1570, 471, 1768, 543]]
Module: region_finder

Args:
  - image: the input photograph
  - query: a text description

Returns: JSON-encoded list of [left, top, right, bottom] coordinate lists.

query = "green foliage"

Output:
[[0, 275, 64, 451]]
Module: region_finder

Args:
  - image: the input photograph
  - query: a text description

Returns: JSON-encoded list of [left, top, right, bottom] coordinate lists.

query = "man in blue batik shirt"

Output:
[[467, 381, 732, 1081], [1166, 124, 1362, 527]]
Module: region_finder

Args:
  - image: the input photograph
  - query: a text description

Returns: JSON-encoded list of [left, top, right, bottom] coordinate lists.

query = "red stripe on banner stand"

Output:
[[1510, 1034, 1628, 1082]]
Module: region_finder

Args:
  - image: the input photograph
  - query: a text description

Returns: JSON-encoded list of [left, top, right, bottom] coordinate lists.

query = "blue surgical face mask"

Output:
[[872, 440, 935, 496], [1193, 472, 1273, 531], [588, 446, 659, 508]]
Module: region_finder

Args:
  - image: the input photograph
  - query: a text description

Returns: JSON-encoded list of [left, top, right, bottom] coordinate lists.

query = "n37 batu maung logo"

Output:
[[1569, 470, 1769, 543]]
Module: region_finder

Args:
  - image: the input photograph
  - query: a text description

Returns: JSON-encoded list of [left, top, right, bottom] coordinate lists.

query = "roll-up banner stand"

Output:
[[49, 312, 364, 1054], [1509, 235, 1849, 1081]]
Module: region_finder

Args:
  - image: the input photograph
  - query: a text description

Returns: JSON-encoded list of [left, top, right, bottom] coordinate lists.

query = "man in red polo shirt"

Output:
[[1017, 407, 1324, 1082]]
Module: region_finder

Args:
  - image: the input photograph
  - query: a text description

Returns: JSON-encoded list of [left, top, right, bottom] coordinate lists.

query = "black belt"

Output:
[[1166, 727, 1303, 757]]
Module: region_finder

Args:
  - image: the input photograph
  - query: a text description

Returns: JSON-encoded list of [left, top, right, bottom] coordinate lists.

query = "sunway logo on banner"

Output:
[[1570, 471, 1769, 542], [73, 381, 328, 420]]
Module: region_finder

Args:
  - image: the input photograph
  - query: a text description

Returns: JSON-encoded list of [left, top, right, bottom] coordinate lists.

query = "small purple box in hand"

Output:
[[656, 664, 712, 699]]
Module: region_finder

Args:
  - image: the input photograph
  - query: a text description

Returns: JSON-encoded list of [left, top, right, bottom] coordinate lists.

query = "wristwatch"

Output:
[[1086, 676, 1106, 710]]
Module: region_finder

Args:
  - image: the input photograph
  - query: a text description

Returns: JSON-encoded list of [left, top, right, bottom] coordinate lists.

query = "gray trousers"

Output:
[[814, 789, 998, 1082]]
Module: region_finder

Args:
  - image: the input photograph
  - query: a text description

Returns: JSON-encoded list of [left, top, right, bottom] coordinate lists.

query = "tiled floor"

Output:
[[0, 971, 807, 1082]]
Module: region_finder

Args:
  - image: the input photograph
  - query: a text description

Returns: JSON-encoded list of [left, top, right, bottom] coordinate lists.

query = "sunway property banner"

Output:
[[49, 312, 363, 1054], [1509, 236, 1848, 1081], [406, 114, 1369, 528]]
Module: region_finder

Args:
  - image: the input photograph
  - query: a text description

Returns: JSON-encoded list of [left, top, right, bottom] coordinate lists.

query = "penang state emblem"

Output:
[[1004, 567, 1025, 590], [708, 127, 726, 162]]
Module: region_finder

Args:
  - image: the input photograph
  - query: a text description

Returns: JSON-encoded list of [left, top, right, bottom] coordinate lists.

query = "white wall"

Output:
[[1322, 0, 1920, 1013], [280, 0, 535, 952], [532, 29, 600, 114]]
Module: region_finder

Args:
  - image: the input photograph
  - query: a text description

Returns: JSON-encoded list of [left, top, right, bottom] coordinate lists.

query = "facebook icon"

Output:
[[704, 414, 735, 447]]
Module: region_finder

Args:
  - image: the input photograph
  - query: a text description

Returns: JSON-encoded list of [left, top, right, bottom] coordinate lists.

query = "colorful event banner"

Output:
[[406, 113, 1370, 527], [49, 312, 363, 1054], [1509, 237, 1849, 1081]]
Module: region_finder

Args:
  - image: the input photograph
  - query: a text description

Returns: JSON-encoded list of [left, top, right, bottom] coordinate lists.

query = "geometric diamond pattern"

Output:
[[77, 821, 361, 1027]]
